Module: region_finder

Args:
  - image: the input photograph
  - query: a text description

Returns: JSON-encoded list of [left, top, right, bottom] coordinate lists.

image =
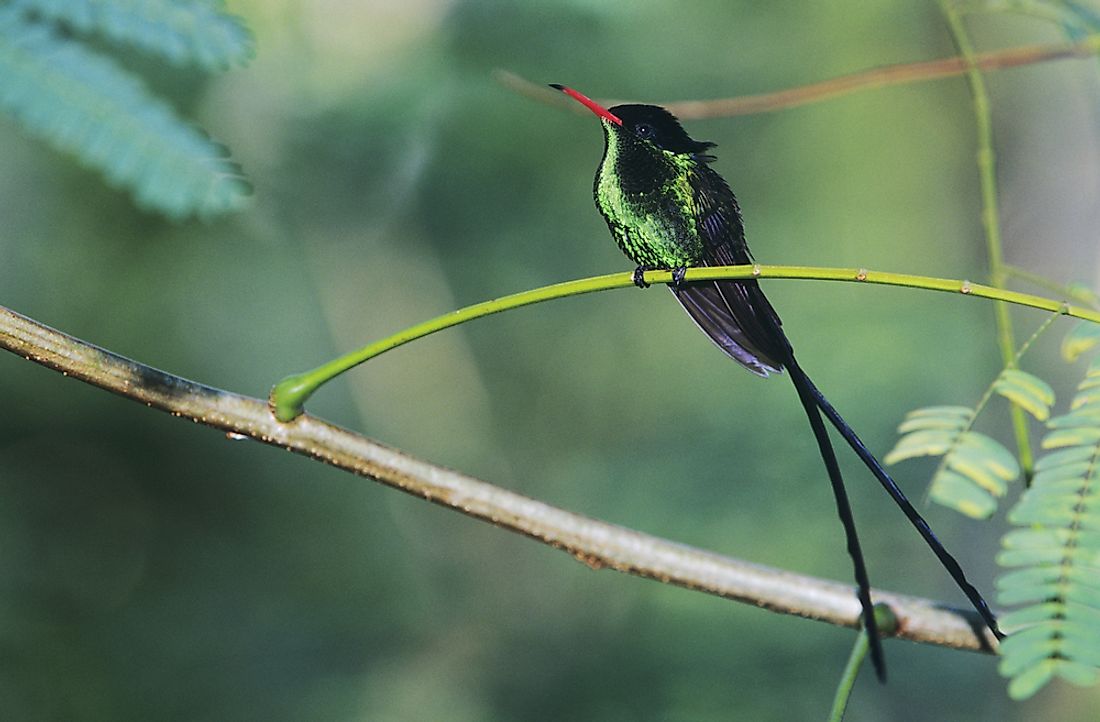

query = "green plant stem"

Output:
[[1004, 265, 1100, 309], [270, 264, 1100, 421], [828, 604, 899, 721], [828, 629, 868, 722], [939, 0, 1036, 478]]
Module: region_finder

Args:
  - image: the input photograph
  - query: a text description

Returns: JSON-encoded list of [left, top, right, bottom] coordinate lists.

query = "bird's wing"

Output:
[[669, 167, 788, 375]]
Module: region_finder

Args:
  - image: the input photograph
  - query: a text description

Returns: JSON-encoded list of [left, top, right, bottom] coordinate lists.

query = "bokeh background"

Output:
[[3, 1, 1100, 720]]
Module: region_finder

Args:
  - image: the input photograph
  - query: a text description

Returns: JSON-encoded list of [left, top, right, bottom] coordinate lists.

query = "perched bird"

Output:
[[551, 83, 1002, 681]]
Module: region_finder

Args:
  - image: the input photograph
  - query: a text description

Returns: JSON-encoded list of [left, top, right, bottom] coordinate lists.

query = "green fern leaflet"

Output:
[[997, 357, 1100, 699], [885, 368, 1055, 519], [11, 0, 254, 70], [0, 4, 251, 219], [993, 369, 1056, 422], [1063, 319, 1100, 363]]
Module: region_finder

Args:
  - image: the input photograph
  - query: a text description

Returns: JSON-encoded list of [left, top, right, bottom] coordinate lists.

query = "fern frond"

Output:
[[1063, 281, 1100, 308], [11, 0, 254, 70], [997, 357, 1100, 700], [993, 369, 1055, 422], [1054, 0, 1100, 41], [886, 401, 1021, 519], [0, 9, 251, 218], [1063, 320, 1100, 362]]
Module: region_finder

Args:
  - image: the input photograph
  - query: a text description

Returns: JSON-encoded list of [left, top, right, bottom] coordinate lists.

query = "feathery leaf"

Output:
[[11, 0, 254, 70], [928, 469, 998, 518], [994, 368, 1055, 421], [0, 9, 251, 218], [887, 402, 1020, 519], [997, 357, 1100, 699], [1063, 320, 1100, 363]]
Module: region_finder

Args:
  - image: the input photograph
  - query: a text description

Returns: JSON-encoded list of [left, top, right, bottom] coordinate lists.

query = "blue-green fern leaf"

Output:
[[927, 469, 999, 519], [895, 405, 975, 432], [11, 0, 254, 70], [1064, 281, 1099, 307], [1063, 320, 1100, 363], [994, 369, 1055, 422], [1039, 0, 1100, 81], [996, 357, 1100, 700], [0, 9, 251, 218], [1054, 0, 1100, 40], [887, 400, 1021, 519]]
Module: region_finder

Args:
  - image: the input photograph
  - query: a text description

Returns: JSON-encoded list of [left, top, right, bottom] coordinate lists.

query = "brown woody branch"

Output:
[[0, 303, 998, 653]]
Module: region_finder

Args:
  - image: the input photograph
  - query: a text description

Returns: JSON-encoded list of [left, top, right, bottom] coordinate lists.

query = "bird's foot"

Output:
[[632, 266, 652, 289], [670, 266, 688, 289]]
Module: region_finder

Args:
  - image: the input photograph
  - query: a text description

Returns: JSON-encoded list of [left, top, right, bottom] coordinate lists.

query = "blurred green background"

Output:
[[3, 1, 1100, 720]]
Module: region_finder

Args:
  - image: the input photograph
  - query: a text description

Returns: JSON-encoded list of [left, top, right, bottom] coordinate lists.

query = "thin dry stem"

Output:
[[498, 35, 1100, 118]]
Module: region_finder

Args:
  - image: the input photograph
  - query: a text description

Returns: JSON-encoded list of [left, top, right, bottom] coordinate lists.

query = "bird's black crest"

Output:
[[609, 104, 717, 157]]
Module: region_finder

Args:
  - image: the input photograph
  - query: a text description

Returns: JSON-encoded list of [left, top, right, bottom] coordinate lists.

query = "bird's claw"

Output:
[[671, 266, 688, 289], [632, 266, 651, 289]]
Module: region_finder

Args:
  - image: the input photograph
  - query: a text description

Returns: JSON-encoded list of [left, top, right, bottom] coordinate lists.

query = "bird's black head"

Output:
[[607, 104, 716, 156], [550, 84, 716, 158]]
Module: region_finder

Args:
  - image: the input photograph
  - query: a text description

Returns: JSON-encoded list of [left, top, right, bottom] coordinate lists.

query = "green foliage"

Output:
[[997, 357, 1100, 700], [963, 0, 1100, 33], [11, 0, 254, 69], [1052, 0, 1100, 41], [993, 369, 1056, 422], [887, 309, 1100, 700], [887, 369, 1053, 518], [1063, 320, 1100, 362], [884, 369, 1051, 518], [965, 0, 1100, 81], [0, 3, 252, 219]]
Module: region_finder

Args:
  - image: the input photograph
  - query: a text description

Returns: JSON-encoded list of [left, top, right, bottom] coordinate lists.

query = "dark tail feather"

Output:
[[798, 369, 1004, 641], [786, 358, 887, 682]]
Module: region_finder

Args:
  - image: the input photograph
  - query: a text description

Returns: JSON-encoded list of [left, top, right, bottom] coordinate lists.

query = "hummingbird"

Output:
[[551, 83, 1002, 681]]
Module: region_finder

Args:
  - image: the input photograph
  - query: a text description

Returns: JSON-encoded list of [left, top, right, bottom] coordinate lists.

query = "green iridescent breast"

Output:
[[593, 126, 706, 269]]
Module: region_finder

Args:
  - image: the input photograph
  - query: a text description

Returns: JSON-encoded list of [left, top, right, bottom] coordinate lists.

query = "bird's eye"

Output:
[[634, 123, 655, 139]]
